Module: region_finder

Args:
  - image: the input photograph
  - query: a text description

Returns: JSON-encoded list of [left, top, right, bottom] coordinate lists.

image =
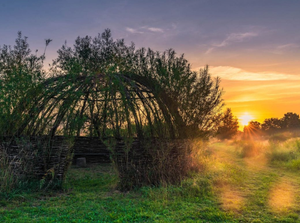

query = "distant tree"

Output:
[[243, 121, 261, 136], [216, 108, 239, 139], [246, 121, 260, 130], [281, 112, 300, 130], [261, 118, 282, 133], [261, 113, 300, 134]]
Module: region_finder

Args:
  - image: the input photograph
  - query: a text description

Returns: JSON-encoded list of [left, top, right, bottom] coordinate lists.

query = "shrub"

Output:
[[0, 136, 74, 197], [111, 138, 206, 191], [268, 132, 292, 142], [268, 150, 297, 162], [235, 140, 262, 158], [287, 159, 300, 170], [0, 138, 38, 196]]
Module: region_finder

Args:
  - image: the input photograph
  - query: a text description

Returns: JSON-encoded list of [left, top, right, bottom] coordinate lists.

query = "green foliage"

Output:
[[268, 150, 297, 162], [287, 159, 300, 170], [267, 138, 300, 171], [0, 137, 69, 197], [49, 29, 223, 138], [0, 32, 50, 136], [0, 139, 41, 198], [0, 30, 222, 141]]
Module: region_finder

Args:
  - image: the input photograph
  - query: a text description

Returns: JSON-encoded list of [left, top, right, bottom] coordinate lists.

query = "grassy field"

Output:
[[1, 137, 300, 222]]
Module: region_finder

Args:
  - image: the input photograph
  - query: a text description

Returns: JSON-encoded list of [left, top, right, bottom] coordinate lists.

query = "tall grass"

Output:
[[112, 138, 209, 191], [0, 140, 37, 198], [0, 138, 61, 198], [0, 147, 17, 194], [234, 140, 264, 158], [267, 138, 300, 170]]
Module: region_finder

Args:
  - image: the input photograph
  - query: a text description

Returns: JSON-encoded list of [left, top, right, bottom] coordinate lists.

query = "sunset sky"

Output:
[[1, 0, 300, 126]]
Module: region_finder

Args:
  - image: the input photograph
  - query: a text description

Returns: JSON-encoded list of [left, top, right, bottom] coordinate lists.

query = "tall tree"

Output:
[[0, 32, 51, 136], [50, 29, 223, 138]]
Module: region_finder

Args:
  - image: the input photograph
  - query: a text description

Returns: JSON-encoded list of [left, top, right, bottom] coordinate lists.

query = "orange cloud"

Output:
[[210, 66, 300, 81], [193, 66, 300, 122]]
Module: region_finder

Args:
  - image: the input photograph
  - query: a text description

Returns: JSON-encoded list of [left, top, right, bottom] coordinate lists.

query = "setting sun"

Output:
[[239, 113, 254, 126]]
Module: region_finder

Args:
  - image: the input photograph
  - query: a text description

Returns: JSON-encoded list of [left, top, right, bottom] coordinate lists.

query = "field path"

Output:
[[207, 140, 300, 219]]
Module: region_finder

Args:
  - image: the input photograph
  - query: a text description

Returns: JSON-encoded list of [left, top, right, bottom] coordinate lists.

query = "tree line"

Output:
[[245, 112, 300, 134], [216, 109, 300, 139]]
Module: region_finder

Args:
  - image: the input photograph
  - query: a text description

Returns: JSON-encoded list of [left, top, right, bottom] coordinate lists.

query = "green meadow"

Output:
[[1, 135, 300, 222]]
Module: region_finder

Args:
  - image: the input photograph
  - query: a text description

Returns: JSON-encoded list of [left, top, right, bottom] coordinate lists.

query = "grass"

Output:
[[268, 138, 300, 171], [1, 137, 300, 222]]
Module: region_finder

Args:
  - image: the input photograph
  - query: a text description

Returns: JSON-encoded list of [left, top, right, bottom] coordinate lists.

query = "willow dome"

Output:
[[8, 29, 222, 140]]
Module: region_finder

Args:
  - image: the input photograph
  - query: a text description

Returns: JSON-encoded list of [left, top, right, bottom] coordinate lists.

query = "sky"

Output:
[[1, 0, 300, 126]]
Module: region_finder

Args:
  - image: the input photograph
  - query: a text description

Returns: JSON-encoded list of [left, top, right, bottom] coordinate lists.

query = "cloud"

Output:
[[209, 66, 300, 81], [147, 27, 164, 33], [125, 27, 143, 34], [267, 43, 300, 55], [126, 26, 164, 34], [205, 32, 258, 54], [277, 43, 299, 49], [217, 32, 257, 47]]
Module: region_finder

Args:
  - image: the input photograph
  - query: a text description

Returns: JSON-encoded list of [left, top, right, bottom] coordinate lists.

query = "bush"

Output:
[[111, 138, 206, 191], [268, 150, 297, 162], [0, 138, 38, 196], [287, 159, 300, 170], [235, 140, 262, 158], [268, 132, 292, 142], [0, 136, 73, 197]]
